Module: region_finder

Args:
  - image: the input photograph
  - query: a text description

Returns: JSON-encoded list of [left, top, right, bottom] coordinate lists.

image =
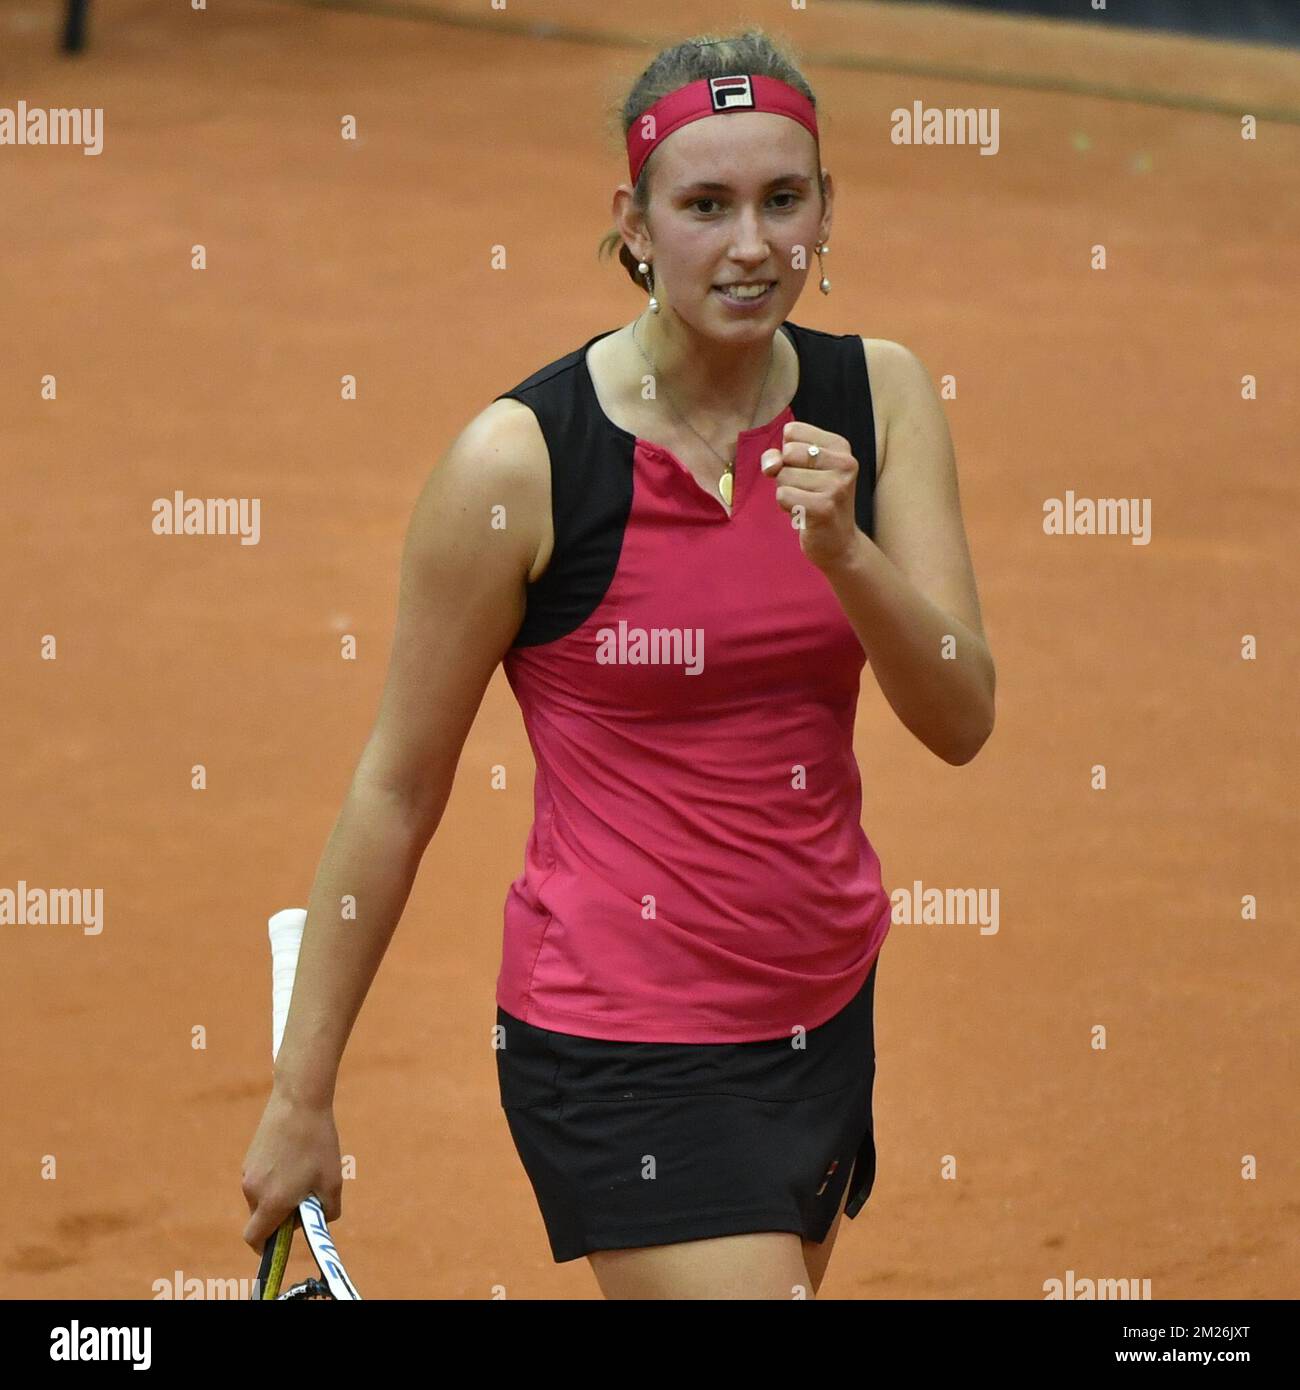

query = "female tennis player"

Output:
[[241, 28, 994, 1300]]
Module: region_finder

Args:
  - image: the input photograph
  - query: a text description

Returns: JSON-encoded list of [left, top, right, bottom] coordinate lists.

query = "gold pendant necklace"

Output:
[[718, 466, 734, 508], [632, 315, 775, 511]]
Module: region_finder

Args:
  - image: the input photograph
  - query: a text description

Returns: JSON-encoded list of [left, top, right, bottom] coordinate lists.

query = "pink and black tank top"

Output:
[[492, 320, 892, 1043]]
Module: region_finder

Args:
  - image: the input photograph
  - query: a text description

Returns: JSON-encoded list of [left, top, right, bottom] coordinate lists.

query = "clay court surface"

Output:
[[2, 0, 1296, 1298]]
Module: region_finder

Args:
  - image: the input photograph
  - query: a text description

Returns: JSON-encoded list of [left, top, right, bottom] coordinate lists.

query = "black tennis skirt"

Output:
[[495, 953, 881, 1264]]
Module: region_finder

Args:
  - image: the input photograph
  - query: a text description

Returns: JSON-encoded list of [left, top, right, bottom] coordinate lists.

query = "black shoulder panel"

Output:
[[783, 321, 878, 539], [493, 334, 634, 648]]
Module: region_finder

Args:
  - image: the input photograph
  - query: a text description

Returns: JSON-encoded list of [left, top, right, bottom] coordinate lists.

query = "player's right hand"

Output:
[[240, 1086, 343, 1251]]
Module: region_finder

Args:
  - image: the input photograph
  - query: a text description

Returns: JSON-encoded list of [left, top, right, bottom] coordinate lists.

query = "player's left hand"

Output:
[[760, 421, 862, 573]]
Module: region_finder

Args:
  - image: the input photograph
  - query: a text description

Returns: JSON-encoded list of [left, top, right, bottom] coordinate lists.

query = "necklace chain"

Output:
[[630, 313, 776, 502]]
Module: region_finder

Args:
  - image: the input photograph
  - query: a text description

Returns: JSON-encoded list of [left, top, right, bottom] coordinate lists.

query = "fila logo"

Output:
[[709, 75, 755, 112], [815, 1157, 840, 1197]]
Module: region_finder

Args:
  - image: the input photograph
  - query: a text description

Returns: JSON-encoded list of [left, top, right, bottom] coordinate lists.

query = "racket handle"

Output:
[[268, 908, 308, 1061], [258, 908, 360, 1299], [257, 908, 310, 1299]]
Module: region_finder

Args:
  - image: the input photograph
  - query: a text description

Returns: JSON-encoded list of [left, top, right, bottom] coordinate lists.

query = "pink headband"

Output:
[[626, 74, 819, 185]]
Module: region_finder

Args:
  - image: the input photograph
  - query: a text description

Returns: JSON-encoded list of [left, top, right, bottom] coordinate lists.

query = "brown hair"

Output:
[[596, 29, 823, 290]]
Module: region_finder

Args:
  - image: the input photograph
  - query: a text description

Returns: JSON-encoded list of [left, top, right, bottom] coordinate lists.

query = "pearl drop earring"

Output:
[[637, 259, 660, 313], [815, 241, 831, 295]]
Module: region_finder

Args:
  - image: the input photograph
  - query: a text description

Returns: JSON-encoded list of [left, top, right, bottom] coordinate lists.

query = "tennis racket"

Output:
[[251, 907, 362, 1301]]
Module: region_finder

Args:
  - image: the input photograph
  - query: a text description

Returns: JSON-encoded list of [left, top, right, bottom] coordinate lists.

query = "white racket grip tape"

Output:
[[268, 908, 309, 1061]]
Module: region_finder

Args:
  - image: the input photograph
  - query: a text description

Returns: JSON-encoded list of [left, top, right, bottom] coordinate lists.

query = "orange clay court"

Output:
[[1, 0, 1296, 1298]]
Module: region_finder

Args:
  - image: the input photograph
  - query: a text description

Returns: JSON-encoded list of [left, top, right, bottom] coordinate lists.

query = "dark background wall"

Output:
[[898, 0, 1300, 46]]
